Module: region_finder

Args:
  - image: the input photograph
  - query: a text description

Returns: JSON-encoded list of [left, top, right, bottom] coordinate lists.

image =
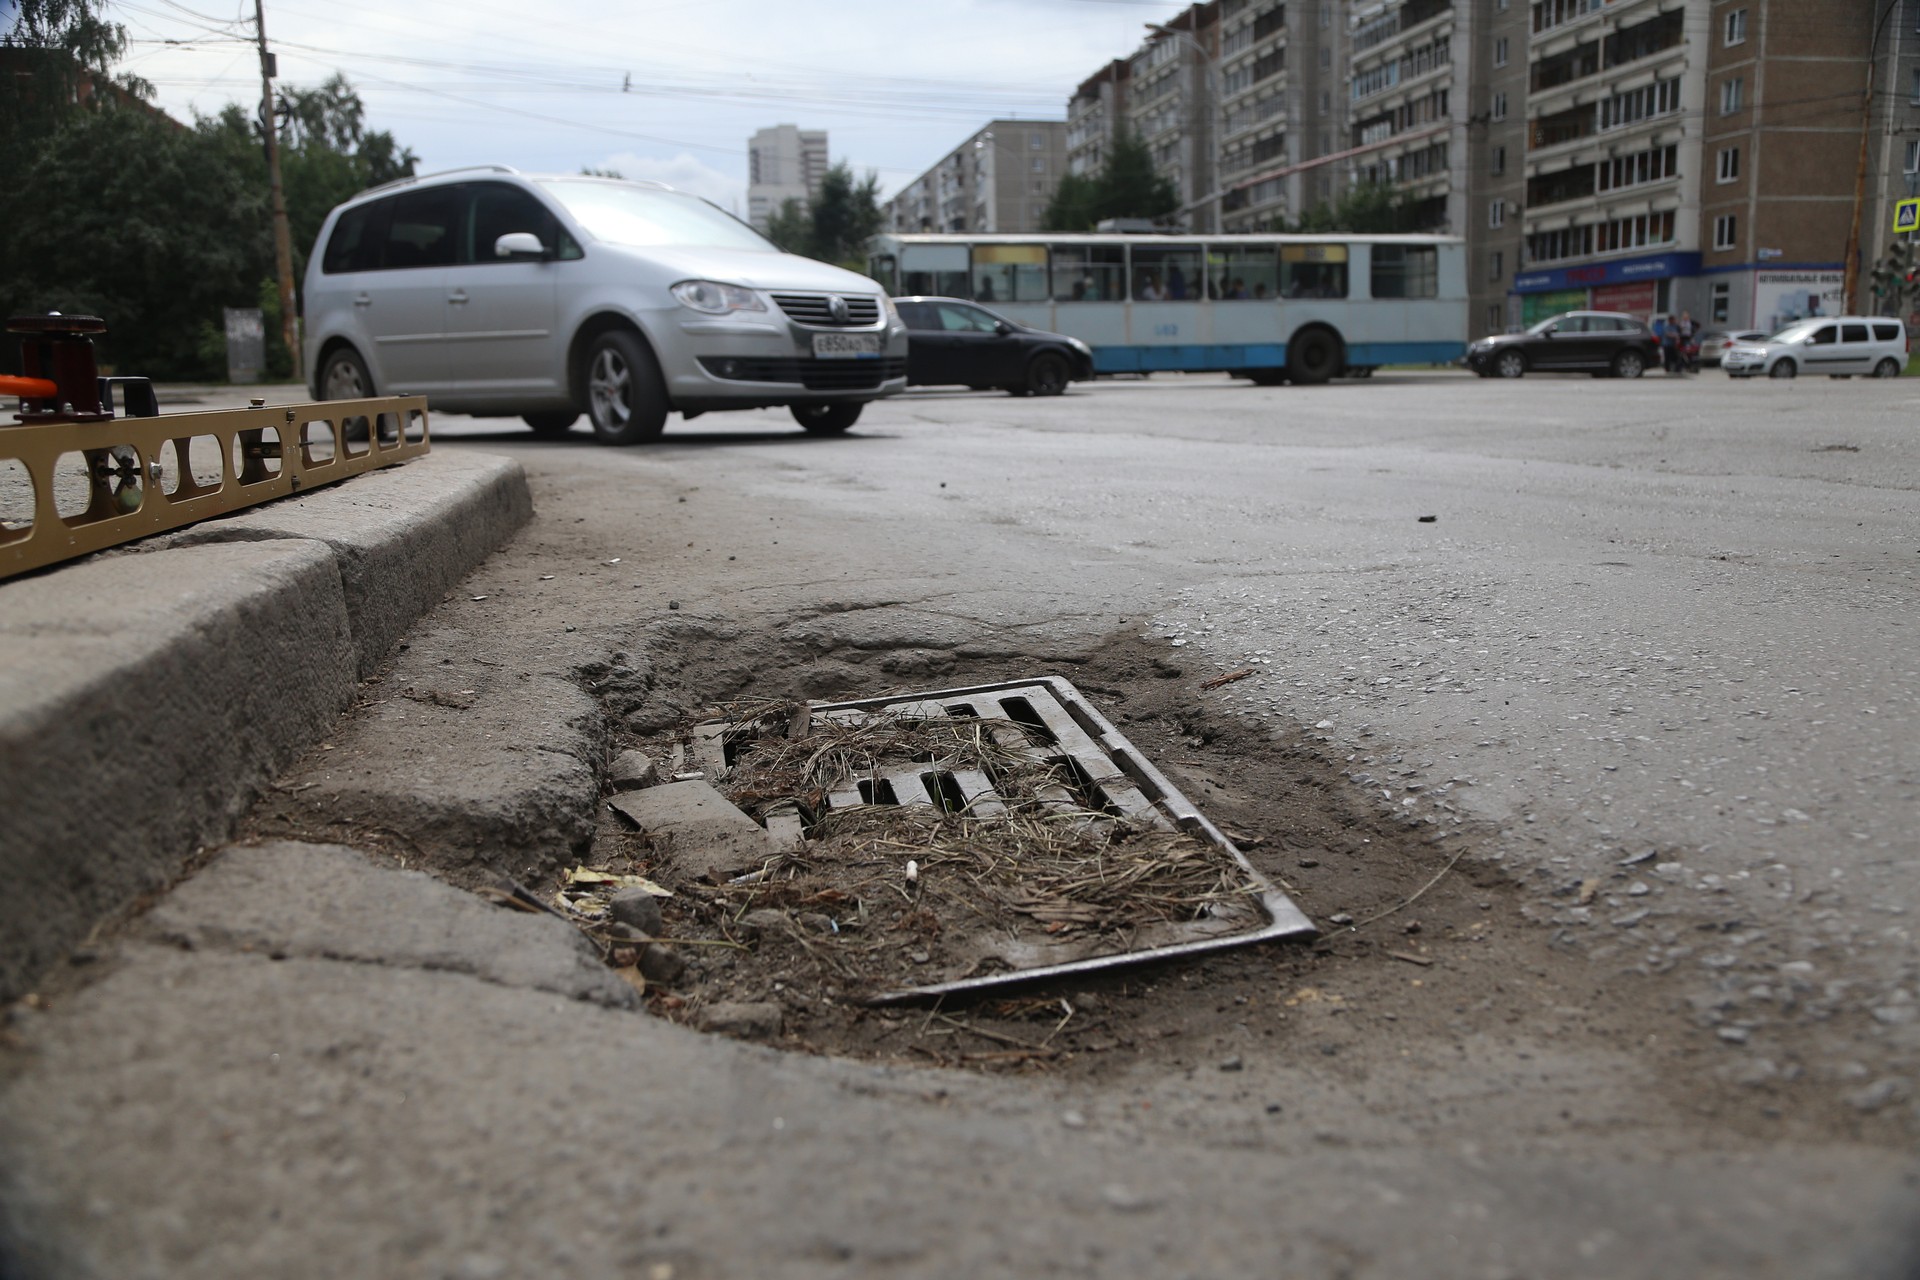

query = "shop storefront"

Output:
[[1512, 250, 1701, 328]]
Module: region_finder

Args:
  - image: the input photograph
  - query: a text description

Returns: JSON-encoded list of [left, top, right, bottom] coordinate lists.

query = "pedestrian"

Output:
[[1660, 313, 1681, 373], [1678, 310, 1700, 373]]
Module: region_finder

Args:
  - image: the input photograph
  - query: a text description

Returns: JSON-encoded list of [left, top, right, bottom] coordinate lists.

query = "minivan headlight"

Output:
[[671, 280, 765, 315]]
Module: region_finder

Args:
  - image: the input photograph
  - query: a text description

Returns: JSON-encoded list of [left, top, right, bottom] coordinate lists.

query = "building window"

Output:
[[1032, 158, 1046, 172], [1489, 199, 1506, 229], [1495, 37, 1509, 67], [1491, 144, 1506, 175], [1711, 281, 1730, 323], [1721, 78, 1744, 114], [1717, 147, 1740, 183], [1321, 89, 1331, 111], [1714, 214, 1738, 251], [1906, 139, 1920, 174], [1492, 91, 1508, 121], [1030, 131, 1045, 149], [1911, 67, 1920, 104], [1320, 46, 1331, 68], [1724, 9, 1747, 45], [1489, 250, 1504, 281]]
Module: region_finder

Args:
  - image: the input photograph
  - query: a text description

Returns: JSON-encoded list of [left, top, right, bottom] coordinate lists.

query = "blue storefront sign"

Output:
[[1513, 251, 1702, 295]]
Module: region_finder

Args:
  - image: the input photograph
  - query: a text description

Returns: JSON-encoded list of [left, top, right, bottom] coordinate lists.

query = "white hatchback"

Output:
[[1721, 317, 1908, 380], [302, 167, 908, 444]]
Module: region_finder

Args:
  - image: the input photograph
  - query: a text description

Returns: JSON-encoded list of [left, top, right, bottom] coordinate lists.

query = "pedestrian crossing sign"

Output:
[[1896, 198, 1920, 234]]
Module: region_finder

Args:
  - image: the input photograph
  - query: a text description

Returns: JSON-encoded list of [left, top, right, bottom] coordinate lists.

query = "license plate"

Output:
[[813, 333, 881, 360]]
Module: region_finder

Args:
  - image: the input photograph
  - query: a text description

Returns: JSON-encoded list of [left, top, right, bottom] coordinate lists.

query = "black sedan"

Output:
[[895, 296, 1095, 396], [1464, 311, 1659, 379]]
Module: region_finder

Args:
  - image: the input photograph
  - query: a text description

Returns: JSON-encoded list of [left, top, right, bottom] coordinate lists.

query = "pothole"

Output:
[[542, 630, 1538, 1078]]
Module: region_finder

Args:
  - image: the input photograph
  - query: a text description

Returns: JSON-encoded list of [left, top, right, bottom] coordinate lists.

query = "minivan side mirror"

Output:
[[494, 231, 548, 260]]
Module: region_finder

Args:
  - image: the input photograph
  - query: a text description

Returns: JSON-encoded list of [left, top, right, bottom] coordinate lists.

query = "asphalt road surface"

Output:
[[32, 366, 1905, 1277]]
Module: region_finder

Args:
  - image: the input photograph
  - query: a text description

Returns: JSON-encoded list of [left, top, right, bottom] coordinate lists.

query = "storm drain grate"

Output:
[[702, 676, 1316, 1003]]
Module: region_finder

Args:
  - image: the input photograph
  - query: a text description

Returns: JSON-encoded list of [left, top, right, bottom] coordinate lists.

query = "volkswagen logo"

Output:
[[828, 295, 851, 324]]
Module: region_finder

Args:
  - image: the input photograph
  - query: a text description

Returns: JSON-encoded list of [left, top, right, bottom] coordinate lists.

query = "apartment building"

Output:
[[1127, 4, 1222, 231], [1067, 60, 1130, 177], [1864, 0, 1920, 286], [884, 121, 1069, 235], [1472, 1, 1532, 334], [1704, 2, 1896, 330], [746, 125, 828, 232]]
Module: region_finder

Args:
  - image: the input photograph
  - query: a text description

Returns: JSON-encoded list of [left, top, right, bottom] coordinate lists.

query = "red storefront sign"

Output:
[[1592, 280, 1657, 319]]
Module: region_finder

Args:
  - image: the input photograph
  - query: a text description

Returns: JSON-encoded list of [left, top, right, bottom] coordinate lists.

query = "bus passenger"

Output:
[[1136, 271, 1164, 301]]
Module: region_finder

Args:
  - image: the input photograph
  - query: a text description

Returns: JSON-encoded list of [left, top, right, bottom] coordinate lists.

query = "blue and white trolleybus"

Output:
[[867, 231, 1468, 384]]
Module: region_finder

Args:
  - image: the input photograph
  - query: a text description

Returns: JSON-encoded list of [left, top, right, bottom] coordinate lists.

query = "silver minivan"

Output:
[[1721, 317, 1908, 380], [302, 167, 908, 443]]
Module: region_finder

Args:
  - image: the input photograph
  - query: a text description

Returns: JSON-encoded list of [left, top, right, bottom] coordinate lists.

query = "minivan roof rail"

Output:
[[360, 164, 523, 198]]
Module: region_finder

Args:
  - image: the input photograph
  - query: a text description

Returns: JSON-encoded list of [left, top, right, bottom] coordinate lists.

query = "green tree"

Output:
[[1095, 128, 1179, 225], [1040, 170, 1099, 233], [1280, 182, 1428, 234], [763, 196, 812, 256], [806, 162, 885, 268], [1040, 129, 1179, 232]]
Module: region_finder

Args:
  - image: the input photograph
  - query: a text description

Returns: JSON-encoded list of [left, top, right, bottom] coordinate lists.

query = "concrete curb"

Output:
[[0, 451, 532, 1000], [160, 450, 534, 678]]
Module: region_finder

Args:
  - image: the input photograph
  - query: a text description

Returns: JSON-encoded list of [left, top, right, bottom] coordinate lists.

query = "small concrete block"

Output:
[[608, 780, 773, 881], [696, 1001, 783, 1037], [690, 723, 731, 778], [607, 749, 659, 792], [764, 802, 806, 852], [608, 886, 664, 936]]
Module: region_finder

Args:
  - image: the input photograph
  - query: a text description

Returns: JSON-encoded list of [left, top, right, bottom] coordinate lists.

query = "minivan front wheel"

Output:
[[1769, 359, 1798, 380], [790, 401, 863, 435], [320, 346, 373, 401], [584, 330, 667, 445]]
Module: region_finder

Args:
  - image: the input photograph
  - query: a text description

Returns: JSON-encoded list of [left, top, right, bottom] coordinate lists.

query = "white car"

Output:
[[1721, 317, 1908, 380], [1697, 329, 1767, 367], [302, 167, 908, 443]]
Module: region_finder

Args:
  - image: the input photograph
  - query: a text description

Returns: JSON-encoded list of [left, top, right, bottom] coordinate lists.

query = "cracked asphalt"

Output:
[[5, 369, 1917, 1278]]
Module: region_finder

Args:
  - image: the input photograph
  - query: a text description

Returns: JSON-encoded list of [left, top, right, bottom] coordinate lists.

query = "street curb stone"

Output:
[[0, 541, 358, 1000], [0, 452, 533, 1001], [158, 451, 533, 677]]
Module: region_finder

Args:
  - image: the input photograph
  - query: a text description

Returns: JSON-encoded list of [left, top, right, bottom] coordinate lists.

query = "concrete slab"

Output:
[[145, 840, 634, 1008], [609, 780, 774, 881], [252, 632, 603, 889], [0, 541, 357, 1000], [0, 941, 1911, 1278], [159, 451, 532, 677]]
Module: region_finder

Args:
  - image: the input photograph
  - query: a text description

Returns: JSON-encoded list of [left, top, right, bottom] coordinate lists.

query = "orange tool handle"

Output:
[[0, 375, 58, 399]]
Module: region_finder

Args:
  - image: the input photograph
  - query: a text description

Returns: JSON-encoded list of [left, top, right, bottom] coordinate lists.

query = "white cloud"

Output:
[[595, 151, 744, 216]]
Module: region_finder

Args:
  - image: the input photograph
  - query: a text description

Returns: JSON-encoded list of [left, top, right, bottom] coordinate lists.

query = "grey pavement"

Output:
[[4, 372, 1919, 1278]]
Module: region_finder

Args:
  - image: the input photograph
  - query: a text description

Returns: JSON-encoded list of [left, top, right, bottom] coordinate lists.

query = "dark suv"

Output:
[[1465, 311, 1659, 379]]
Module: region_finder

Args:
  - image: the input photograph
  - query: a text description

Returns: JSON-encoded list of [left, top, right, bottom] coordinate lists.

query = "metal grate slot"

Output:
[[1048, 754, 1126, 818]]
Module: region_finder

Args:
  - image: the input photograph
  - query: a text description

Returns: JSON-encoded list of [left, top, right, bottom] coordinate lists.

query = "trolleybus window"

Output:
[[899, 243, 970, 297], [1370, 244, 1438, 299], [1207, 244, 1279, 300], [1131, 245, 1205, 301], [973, 244, 1049, 303], [1049, 244, 1126, 301], [1281, 244, 1348, 298]]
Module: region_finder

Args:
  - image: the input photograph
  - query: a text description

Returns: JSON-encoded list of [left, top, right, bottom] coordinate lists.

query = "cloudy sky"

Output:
[[102, 0, 1189, 212]]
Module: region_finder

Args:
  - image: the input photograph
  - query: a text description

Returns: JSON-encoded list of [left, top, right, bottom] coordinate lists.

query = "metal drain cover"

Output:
[[711, 676, 1316, 1003]]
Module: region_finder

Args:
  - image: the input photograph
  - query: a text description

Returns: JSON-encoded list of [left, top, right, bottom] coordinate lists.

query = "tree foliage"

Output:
[[0, 2, 416, 380], [1041, 129, 1180, 232], [1279, 182, 1429, 234], [764, 162, 885, 269]]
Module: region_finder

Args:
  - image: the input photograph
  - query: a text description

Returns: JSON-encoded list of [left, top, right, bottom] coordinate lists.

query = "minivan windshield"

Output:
[[535, 180, 772, 252], [1768, 320, 1821, 343]]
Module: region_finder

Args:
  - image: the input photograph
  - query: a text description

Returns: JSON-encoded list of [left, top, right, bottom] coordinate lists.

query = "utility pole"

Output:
[[255, 0, 301, 384], [1843, 0, 1901, 314]]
